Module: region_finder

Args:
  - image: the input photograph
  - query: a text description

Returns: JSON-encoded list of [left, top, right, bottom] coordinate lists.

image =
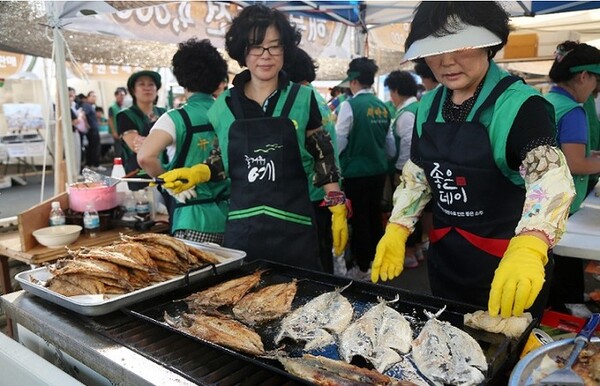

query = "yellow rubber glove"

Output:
[[158, 164, 211, 194], [488, 235, 548, 318], [329, 204, 348, 256], [371, 223, 410, 283]]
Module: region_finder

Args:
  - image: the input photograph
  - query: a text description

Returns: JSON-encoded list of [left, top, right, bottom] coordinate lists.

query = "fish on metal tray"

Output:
[[184, 269, 264, 310], [277, 353, 415, 386], [411, 307, 488, 386], [275, 282, 353, 351], [163, 311, 265, 356], [232, 279, 298, 325], [339, 295, 413, 373]]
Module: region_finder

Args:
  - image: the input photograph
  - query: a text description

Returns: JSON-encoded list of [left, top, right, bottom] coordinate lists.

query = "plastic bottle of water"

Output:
[[83, 203, 100, 237], [111, 157, 129, 205], [122, 191, 137, 221], [135, 189, 151, 219], [48, 201, 66, 226]]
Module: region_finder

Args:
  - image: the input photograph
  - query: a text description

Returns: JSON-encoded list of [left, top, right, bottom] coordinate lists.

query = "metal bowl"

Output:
[[509, 336, 600, 385]]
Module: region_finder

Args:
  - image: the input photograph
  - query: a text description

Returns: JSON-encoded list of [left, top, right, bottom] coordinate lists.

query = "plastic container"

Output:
[[111, 157, 129, 205], [83, 204, 100, 238], [68, 182, 117, 212], [135, 189, 151, 219], [122, 191, 137, 221], [48, 201, 66, 226]]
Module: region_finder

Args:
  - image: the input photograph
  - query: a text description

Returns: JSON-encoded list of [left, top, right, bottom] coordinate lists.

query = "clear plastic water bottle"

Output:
[[111, 157, 129, 205], [123, 191, 137, 220], [135, 190, 151, 219], [48, 201, 66, 226], [83, 203, 100, 237]]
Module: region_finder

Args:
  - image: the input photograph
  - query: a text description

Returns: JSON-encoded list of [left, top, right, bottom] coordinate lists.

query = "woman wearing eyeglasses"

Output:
[[158, 5, 348, 271], [544, 40, 600, 314]]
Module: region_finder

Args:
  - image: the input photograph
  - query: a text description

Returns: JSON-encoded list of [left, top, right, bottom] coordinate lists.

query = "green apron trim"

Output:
[[228, 205, 312, 225]]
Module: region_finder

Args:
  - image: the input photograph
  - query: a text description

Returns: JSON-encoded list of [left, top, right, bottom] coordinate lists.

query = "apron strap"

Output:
[[472, 76, 523, 123], [229, 87, 245, 120], [174, 108, 214, 169], [426, 86, 445, 123], [280, 83, 300, 118]]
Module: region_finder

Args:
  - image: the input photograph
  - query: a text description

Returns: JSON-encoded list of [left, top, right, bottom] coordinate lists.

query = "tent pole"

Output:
[[52, 21, 76, 192]]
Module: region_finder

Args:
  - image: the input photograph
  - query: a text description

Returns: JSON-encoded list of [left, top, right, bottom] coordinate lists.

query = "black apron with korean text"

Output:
[[223, 85, 321, 271], [418, 76, 552, 309]]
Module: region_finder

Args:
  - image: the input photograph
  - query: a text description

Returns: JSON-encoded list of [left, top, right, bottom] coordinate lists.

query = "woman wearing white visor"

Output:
[[372, 1, 575, 319]]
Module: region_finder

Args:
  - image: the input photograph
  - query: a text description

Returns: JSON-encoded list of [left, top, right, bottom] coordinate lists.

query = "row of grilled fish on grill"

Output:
[[163, 270, 489, 386], [34, 233, 224, 297]]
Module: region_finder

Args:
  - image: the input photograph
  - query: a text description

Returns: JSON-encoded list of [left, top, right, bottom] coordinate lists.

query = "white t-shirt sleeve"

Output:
[[150, 113, 177, 162]]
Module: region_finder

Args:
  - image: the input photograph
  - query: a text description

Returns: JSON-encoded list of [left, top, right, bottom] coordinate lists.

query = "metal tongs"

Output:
[[81, 167, 164, 187]]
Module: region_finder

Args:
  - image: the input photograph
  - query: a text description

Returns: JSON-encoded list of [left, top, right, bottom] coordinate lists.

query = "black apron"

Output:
[[419, 77, 553, 313], [223, 85, 321, 271]]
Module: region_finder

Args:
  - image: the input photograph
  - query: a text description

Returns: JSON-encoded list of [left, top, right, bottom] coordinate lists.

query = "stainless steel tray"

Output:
[[15, 241, 246, 316], [509, 336, 600, 385]]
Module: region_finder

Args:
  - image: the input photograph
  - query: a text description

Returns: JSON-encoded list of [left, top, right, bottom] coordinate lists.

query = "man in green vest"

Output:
[[584, 90, 600, 194], [335, 57, 394, 280]]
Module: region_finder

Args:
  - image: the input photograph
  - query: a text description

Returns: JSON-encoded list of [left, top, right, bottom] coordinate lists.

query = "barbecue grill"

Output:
[[1, 260, 535, 385]]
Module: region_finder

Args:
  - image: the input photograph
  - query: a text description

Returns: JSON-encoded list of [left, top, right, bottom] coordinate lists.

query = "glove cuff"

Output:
[[508, 234, 549, 265], [320, 191, 346, 207], [387, 223, 411, 242]]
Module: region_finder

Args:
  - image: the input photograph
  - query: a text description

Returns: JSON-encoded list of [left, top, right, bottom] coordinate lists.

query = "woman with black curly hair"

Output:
[[138, 38, 229, 244], [159, 5, 348, 271]]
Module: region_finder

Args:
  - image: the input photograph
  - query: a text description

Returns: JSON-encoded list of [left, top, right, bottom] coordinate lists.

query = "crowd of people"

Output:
[[66, 1, 600, 319]]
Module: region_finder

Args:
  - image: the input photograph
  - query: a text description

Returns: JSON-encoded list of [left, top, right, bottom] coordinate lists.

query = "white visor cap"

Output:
[[403, 23, 502, 62]]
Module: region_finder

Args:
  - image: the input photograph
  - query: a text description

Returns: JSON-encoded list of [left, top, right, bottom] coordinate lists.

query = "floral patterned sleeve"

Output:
[[388, 159, 432, 231], [516, 145, 575, 247]]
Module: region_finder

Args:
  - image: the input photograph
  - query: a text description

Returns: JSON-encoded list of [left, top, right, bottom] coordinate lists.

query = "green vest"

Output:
[[389, 100, 418, 172], [416, 61, 552, 186], [165, 93, 229, 233], [307, 84, 340, 201], [584, 95, 600, 189], [340, 92, 391, 178], [118, 105, 166, 163], [545, 91, 589, 213], [207, 81, 313, 178]]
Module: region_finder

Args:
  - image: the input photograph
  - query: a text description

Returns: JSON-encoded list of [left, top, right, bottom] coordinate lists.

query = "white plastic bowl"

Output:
[[32, 225, 82, 248]]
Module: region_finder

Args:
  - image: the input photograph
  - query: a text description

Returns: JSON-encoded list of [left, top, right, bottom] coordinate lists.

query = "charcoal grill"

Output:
[[2, 260, 534, 385], [124, 260, 535, 385]]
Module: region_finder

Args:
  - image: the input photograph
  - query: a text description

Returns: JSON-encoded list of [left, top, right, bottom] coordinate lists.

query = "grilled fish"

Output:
[[339, 296, 413, 373], [411, 308, 488, 386], [232, 279, 297, 325], [122, 233, 196, 264], [163, 311, 265, 356], [185, 270, 264, 310], [275, 282, 353, 351], [277, 354, 412, 385]]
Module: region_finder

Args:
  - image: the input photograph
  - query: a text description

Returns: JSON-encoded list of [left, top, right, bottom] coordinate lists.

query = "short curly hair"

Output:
[[347, 57, 379, 87], [405, 1, 509, 63], [549, 40, 600, 83], [285, 48, 317, 83], [225, 4, 301, 67], [384, 71, 418, 97], [171, 38, 228, 94]]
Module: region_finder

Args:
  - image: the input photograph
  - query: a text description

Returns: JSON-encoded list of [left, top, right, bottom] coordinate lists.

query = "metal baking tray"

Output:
[[509, 337, 600, 385], [15, 241, 246, 316], [124, 260, 534, 385]]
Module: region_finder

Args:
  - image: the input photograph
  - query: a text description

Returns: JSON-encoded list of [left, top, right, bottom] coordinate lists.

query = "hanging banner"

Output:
[[110, 1, 353, 59], [0, 50, 26, 79]]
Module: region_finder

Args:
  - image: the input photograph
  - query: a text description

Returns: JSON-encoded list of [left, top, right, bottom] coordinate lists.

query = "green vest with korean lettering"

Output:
[[339, 93, 391, 178]]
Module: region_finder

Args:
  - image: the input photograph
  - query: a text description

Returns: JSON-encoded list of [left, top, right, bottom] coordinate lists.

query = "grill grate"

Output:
[[99, 317, 302, 385]]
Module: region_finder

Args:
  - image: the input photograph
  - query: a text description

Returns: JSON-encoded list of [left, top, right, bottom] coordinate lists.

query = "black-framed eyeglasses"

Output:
[[247, 45, 284, 57]]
